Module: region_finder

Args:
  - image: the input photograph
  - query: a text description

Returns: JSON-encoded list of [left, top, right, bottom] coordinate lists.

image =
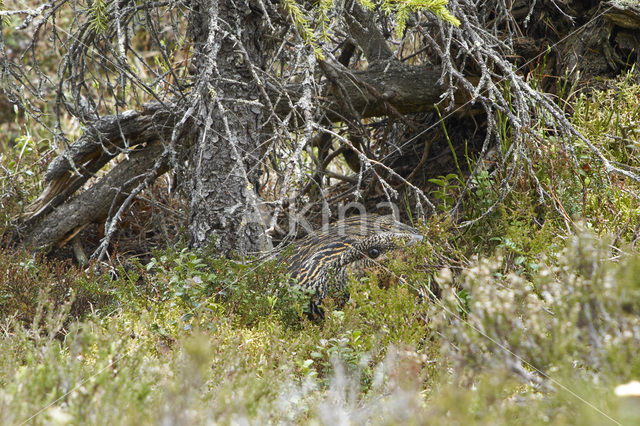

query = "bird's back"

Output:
[[284, 215, 422, 315]]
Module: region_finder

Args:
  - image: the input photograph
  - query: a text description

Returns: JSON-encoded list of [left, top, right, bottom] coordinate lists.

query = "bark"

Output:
[[605, 0, 640, 29], [186, 0, 270, 254], [510, 0, 640, 85], [344, 1, 394, 63], [23, 103, 178, 226], [23, 139, 169, 249], [282, 62, 453, 120]]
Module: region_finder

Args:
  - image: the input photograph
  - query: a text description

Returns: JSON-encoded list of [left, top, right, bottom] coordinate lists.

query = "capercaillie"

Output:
[[284, 215, 423, 318]]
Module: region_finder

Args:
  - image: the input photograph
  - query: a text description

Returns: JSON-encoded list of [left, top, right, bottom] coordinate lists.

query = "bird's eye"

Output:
[[368, 248, 380, 258]]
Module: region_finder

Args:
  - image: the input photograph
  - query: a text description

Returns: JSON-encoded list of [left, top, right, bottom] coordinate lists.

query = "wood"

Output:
[[23, 104, 178, 226], [23, 139, 169, 250]]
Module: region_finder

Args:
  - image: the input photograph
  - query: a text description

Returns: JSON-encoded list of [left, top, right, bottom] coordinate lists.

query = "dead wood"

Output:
[[22, 138, 169, 250], [23, 103, 178, 226]]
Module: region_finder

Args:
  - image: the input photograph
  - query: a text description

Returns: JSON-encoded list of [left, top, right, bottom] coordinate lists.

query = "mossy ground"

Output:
[[2, 73, 640, 424]]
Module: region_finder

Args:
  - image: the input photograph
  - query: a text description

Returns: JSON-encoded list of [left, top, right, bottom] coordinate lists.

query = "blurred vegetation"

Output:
[[1, 70, 640, 424]]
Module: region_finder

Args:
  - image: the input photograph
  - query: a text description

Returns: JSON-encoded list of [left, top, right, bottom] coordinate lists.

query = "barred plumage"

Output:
[[285, 215, 423, 317]]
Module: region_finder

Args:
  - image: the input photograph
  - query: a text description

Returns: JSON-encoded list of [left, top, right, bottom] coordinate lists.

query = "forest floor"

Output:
[[2, 71, 640, 424]]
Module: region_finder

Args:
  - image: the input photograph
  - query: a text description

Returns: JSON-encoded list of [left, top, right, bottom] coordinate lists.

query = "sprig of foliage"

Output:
[[282, 0, 325, 58], [372, 0, 461, 37], [0, 0, 11, 27], [283, 0, 460, 57], [88, 0, 108, 34]]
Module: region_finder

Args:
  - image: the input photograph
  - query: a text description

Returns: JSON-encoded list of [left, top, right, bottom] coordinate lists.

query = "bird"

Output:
[[284, 214, 423, 318]]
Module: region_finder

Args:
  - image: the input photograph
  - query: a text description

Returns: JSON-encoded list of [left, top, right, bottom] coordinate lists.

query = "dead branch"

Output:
[[22, 138, 169, 250], [23, 103, 179, 225]]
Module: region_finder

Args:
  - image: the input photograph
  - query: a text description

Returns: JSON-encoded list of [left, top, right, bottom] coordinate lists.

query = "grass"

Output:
[[2, 70, 640, 424]]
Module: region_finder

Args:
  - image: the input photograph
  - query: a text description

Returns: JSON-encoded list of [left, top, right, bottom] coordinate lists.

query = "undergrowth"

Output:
[[2, 76, 640, 424]]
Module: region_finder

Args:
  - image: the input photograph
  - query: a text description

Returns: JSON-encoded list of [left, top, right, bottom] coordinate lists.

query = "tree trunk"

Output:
[[186, 0, 270, 255]]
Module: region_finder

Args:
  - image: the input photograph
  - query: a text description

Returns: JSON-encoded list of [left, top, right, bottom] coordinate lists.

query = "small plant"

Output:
[[429, 173, 463, 211], [147, 247, 313, 328]]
